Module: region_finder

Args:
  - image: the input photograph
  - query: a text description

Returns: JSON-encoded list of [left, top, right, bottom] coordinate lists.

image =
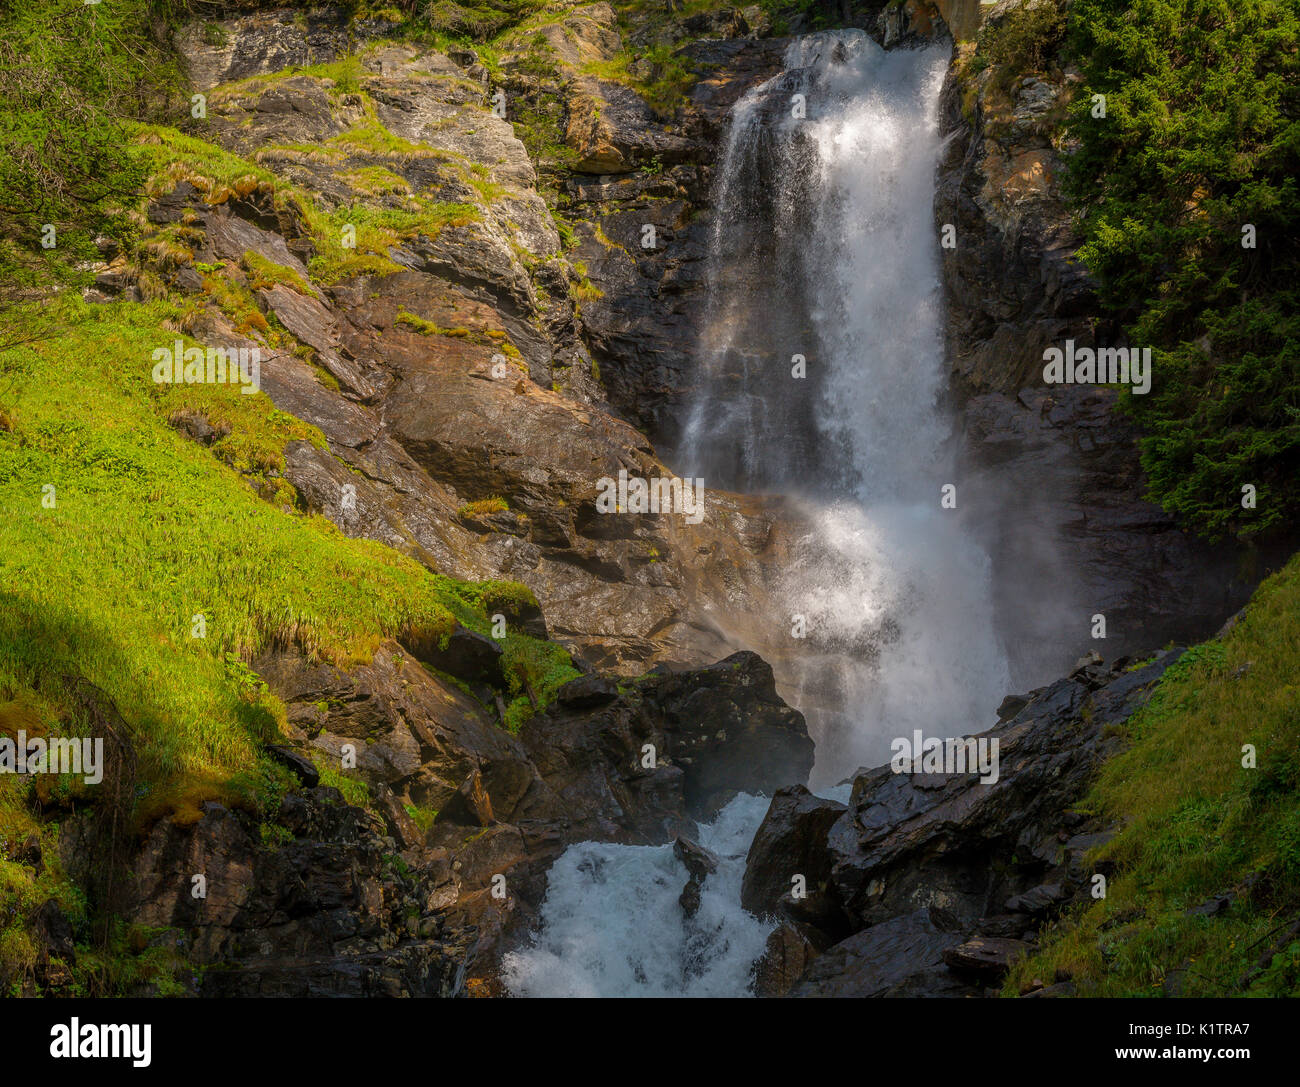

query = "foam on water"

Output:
[[502, 793, 777, 997]]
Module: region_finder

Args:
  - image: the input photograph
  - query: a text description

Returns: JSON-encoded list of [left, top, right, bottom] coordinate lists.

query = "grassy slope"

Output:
[[1005, 553, 1300, 996], [0, 287, 575, 990]]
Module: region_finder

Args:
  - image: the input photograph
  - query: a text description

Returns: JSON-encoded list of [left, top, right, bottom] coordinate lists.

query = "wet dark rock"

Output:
[[265, 744, 321, 788], [675, 835, 718, 919], [402, 624, 505, 689], [996, 693, 1029, 721], [33, 899, 77, 966], [435, 770, 496, 831], [554, 674, 621, 709], [773, 651, 1183, 996], [942, 936, 1030, 979], [1004, 882, 1067, 917], [974, 913, 1035, 940], [741, 785, 846, 919], [826, 654, 1182, 931], [752, 921, 825, 997], [790, 909, 969, 998], [674, 835, 720, 882], [522, 650, 813, 832]]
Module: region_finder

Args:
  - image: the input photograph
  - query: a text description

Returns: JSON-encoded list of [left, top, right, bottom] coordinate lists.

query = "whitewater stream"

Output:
[[506, 31, 1010, 997]]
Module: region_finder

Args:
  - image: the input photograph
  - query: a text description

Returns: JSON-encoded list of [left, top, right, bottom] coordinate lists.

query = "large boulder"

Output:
[[741, 785, 846, 920], [522, 651, 814, 830], [789, 909, 968, 998], [826, 652, 1184, 930]]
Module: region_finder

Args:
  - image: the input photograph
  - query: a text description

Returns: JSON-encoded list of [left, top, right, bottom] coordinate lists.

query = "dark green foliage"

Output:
[[1065, 0, 1300, 541], [414, 0, 547, 42], [979, 0, 1067, 92]]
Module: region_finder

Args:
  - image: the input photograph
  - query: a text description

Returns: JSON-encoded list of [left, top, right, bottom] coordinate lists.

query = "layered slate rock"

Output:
[[789, 909, 969, 998], [825, 651, 1183, 929], [739, 650, 1186, 996]]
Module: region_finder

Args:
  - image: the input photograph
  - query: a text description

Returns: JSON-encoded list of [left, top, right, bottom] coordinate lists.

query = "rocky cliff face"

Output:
[[933, 0, 1264, 678], [55, 652, 809, 996], [743, 647, 1184, 996], [104, 5, 819, 678], [555, 14, 790, 445]]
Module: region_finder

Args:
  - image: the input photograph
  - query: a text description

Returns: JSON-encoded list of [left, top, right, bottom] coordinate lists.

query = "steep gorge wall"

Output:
[[153, 1, 1269, 693], [128, 4, 810, 680], [931, 0, 1265, 675]]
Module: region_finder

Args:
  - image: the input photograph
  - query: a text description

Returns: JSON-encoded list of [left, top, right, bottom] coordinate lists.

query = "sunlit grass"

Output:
[[1006, 556, 1300, 996]]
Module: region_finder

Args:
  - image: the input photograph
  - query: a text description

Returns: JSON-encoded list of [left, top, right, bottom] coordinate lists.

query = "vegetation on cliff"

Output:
[[1006, 550, 1300, 996], [0, 291, 577, 991], [0, 1, 583, 995], [0, 0, 184, 318], [1063, 0, 1300, 542]]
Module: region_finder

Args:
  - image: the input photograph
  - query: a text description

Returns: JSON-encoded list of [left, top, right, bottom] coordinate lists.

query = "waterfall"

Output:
[[507, 30, 1010, 996], [680, 30, 1010, 785]]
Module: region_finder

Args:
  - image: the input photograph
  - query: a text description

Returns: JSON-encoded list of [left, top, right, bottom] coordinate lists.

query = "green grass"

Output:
[[464, 162, 508, 202], [0, 295, 557, 796], [1005, 552, 1300, 996], [395, 308, 473, 338], [209, 56, 365, 100], [331, 119, 440, 159], [339, 165, 413, 197], [499, 634, 580, 733], [296, 197, 481, 285], [131, 108, 481, 290], [0, 290, 577, 991], [457, 496, 508, 518], [580, 44, 699, 116], [312, 754, 371, 809], [241, 249, 314, 296], [129, 124, 274, 205]]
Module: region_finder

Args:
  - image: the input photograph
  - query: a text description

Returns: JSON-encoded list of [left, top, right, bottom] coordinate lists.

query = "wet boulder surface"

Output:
[[743, 650, 1185, 996]]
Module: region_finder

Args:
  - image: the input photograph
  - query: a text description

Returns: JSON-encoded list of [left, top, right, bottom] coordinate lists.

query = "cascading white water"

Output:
[[507, 31, 1010, 996], [502, 794, 775, 997], [503, 785, 855, 997], [681, 30, 1010, 784]]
